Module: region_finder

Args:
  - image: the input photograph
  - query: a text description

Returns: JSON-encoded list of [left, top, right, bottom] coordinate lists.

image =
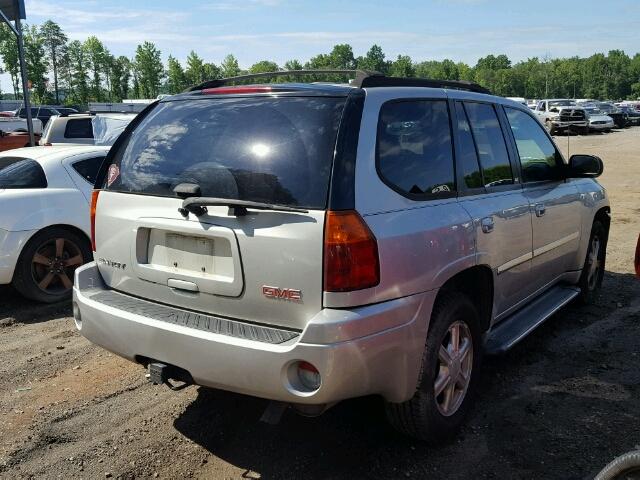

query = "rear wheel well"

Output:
[[437, 266, 493, 332], [594, 206, 610, 233], [21, 225, 92, 259]]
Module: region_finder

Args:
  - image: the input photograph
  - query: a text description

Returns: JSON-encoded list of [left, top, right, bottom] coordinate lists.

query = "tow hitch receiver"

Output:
[[147, 362, 193, 391]]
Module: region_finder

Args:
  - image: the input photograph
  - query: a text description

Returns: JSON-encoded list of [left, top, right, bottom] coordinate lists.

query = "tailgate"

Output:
[[95, 192, 325, 331]]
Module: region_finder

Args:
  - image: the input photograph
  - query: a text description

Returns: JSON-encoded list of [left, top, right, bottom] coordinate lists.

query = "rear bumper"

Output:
[[73, 263, 435, 404], [0, 228, 35, 284]]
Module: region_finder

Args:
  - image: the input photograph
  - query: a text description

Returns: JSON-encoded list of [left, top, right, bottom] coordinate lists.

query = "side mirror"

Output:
[[568, 154, 603, 178], [549, 107, 559, 113]]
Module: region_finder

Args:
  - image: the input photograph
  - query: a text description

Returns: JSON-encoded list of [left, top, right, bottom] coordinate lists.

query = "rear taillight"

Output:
[[635, 233, 640, 279], [90, 190, 100, 251], [323, 210, 380, 292]]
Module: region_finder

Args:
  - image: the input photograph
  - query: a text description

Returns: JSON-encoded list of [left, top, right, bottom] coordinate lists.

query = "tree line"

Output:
[[1, 20, 639, 107]]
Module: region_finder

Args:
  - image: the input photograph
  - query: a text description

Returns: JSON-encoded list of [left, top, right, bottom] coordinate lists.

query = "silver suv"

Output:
[[73, 71, 609, 441]]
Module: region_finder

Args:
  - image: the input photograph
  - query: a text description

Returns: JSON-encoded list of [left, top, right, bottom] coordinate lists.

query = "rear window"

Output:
[[0, 159, 47, 189], [64, 118, 94, 139], [105, 96, 346, 209]]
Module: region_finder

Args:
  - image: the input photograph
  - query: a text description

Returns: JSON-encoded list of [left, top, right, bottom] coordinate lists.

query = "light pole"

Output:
[[0, 0, 34, 146]]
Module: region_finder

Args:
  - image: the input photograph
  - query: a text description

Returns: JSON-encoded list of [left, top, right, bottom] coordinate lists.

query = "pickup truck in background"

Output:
[[534, 99, 589, 135]]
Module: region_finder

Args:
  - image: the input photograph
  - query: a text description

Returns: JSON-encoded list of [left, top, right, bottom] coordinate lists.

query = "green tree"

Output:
[[39, 20, 67, 104], [357, 44, 387, 73], [83, 36, 108, 101], [328, 44, 355, 69], [0, 24, 20, 97], [109, 55, 131, 101], [249, 60, 279, 74], [68, 40, 89, 104], [203, 62, 220, 81], [167, 55, 187, 93], [220, 54, 241, 78], [389, 55, 414, 77], [184, 50, 205, 86], [24, 25, 50, 103], [134, 41, 163, 98]]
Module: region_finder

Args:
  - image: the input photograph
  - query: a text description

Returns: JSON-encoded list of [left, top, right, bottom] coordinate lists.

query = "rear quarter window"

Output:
[[72, 156, 104, 184], [376, 99, 455, 198], [0, 159, 47, 189], [105, 96, 346, 209], [64, 118, 94, 139]]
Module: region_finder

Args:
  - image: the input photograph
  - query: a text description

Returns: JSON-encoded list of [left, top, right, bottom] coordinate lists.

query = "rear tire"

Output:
[[12, 227, 91, 303], [385, 292, 482, 443], [578, 220, 607, 304]]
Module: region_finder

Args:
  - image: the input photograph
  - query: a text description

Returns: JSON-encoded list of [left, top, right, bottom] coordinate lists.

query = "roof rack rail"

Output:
[[187, 69, 491, 95], [358, 76, 491, 94], [187, 69, 382, 91]]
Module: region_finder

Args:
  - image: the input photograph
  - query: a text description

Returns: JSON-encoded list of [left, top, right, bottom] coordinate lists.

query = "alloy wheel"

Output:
[[31, 237, 83, 295], [587, 235, 602, 290], [434, 321, 474, 417]]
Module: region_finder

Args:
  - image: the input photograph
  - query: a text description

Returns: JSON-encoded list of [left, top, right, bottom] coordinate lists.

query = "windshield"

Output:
[[549, 100, 575, 107], [584, 108, 601, 114], [105, 96, 346, 209]]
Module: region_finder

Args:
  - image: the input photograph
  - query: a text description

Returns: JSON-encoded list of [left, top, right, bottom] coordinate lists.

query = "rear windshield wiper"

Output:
[[179, 197, 309, 217]]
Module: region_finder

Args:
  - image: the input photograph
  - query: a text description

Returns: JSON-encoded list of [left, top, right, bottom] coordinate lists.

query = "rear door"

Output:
[[452, 99, 535, 320], [94, 94, 348, 331], [502, 106, 582, 289]]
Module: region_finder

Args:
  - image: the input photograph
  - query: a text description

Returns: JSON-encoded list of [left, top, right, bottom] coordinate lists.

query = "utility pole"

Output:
[[15, 16, 34, 146]]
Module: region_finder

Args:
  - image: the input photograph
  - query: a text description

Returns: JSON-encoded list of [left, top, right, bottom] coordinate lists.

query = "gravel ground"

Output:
[[1, 128, 639, 480]]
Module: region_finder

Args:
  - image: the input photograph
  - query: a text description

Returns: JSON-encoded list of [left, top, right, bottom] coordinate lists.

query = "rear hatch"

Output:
[[94, 91, 349, 331]]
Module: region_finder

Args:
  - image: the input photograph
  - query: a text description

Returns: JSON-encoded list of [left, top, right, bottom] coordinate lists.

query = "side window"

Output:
[[377, 99, 455, 197], [39, 108, 52, 116], [505, 107, 563, 183], [0, 159, 47, 189], [64, 118, 94, 139], [454, 102, 483, 189], [72, 156, 104, 185], [463, 102, 513, 187]]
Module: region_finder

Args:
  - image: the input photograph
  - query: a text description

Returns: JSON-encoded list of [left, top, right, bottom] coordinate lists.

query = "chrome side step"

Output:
[[484, 285, 580, 355]]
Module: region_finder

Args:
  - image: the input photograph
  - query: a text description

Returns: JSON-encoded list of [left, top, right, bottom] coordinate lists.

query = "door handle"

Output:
[[534, 203, 546, 217], [481, 216, 494, 233]]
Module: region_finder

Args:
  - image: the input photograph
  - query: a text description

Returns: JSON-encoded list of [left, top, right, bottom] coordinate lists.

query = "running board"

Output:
[[484, 285, 580, 355]]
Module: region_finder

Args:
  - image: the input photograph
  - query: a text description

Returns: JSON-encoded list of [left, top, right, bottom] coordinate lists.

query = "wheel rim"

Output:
[[434, 321, 473, 417], [587, 235, 602, 290], [31, 237, 83, 295]]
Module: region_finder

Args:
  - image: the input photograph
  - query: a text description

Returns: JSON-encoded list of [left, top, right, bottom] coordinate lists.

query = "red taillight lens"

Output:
[[202, 86, 272, 95], [90, 190, 99, 252], [323, 210, 380, 292], [635, 233, 640, 279]]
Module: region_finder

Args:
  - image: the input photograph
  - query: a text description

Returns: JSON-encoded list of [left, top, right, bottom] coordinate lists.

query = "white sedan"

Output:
[[0, 146, 109, 302]]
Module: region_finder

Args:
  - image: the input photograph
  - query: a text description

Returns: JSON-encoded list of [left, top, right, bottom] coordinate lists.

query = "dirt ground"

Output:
[[1, 128, 639, 480]]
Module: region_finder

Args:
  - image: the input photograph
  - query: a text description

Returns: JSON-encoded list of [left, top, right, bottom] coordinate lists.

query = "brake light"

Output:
[[202, 86, 272, 95], [90, 190, 99, 251], [635, 233, 640, 278], [323, 210, 380, 292]]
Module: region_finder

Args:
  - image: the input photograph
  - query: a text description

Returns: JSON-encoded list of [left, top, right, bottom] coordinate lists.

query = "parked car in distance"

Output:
[[55, 107, 80, 116], [583, 107, 615, 132], [0, 131, 41, 152], [16, 106, 61, 127], [0, 145, 109, 302], [617, 105, 640, 126], [0, 116, 43, 134], [74, 72, 609, 442], [39, 113, 136, 146], [580, 102, 628, 128], [534, 99, 589, 134]]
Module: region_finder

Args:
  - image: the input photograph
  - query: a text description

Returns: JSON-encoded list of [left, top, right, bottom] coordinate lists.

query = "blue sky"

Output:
[[3, 0, 640, 93]]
